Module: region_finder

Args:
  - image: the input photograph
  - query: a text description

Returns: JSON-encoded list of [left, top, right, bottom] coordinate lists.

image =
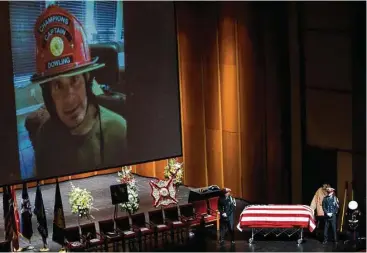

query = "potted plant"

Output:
[[164, 158, 184, 189], [68, 183, 96, 221], [117, 166, 140, 215]]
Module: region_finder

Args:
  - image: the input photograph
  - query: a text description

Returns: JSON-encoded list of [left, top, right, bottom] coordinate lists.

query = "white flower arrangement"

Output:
[[117, 166, 140, 214], [164, 158, 184, 187], [68, 183, 95, 219]]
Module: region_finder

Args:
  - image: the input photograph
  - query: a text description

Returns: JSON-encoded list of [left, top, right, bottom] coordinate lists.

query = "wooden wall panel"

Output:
[[179, 60, 206, 187], [262, 6, 288, 204], [154, 160, 167, 179], [70, 172, 96, 180], [337, 151, 353, 228], [202, 62, 220, 130], [176, 4, 207, 188], [171, 2, 288, 202], [304, 32, 352, 91], [100, 168, 122, 175], [218, 6, 237, 66], [201, 5, 222, 188], [304, 2, 354, 30], [135, 162, 155, 178], [206, 129, 222, 186], [218, 19, 238, 133], [218, 3, 241, 195], [237, 3, 258, 201], [337, 151, 352, 204], [182, 125, 206, 187], [306, 90, 352, 150], [288, 2, 303, 204], [222, 132, 241, 196], [220, 65, 239, 133], [180, 63, 204, 127], [131, 165, 137, 174]]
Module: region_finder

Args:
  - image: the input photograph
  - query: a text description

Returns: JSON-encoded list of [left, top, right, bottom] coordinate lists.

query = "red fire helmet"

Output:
[[31, 5, 104, 85]]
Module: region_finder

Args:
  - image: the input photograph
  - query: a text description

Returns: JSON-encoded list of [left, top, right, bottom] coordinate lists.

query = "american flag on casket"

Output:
[[237, 205, 316, 232]]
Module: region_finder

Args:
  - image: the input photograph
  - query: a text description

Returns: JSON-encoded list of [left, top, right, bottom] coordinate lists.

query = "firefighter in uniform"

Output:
[[311, 183, 331, 217], [322, 187, 339, 244], [218, 188, 236, 245], [30, 5, 127, 178]]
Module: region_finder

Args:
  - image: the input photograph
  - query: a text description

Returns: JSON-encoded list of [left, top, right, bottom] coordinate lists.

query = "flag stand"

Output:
[[113, 204, 118, 231], [77, 205, 81, 235], [113, 204, 118, 220]]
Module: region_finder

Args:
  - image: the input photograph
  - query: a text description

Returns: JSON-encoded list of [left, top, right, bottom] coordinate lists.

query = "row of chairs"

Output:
[[64, 197, 220, 252]]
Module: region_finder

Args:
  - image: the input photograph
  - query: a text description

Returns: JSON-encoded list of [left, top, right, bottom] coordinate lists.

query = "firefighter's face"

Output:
[[50, 74, 88, 129]]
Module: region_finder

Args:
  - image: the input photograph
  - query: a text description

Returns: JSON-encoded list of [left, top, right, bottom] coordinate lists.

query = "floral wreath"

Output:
[[164, 158, 184, 187], [117, 166, 140, 214], [150, 178, 178, 208], [68, 183, 96, 219]]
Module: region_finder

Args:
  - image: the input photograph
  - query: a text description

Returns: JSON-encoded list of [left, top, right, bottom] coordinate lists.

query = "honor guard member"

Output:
[[322, 187, 339, 244], [311, 183, 331, 217], [345, 200, 362, 244], [31, 5, 127, 178], [218, 188, 236, 245]]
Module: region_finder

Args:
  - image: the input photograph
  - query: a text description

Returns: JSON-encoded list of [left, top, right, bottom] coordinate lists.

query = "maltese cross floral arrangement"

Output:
[[150, 178, 178, 208], [164, 158, 184, 187], [117, 166, 139, 214], [68, 183, 96, 220]]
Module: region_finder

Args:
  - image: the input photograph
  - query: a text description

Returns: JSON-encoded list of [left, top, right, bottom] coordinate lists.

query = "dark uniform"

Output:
[[345, 206, 361, 243], [322, 193, 339, 243], [218, 193, 236, 244]]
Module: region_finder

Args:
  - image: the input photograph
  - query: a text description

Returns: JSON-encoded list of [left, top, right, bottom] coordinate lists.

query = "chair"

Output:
[[90, 42, 122, 90], [98, 219, 122, 251], [192, 200, 217, 228], [164, 205, 187, 243], [207, 197, 221, 231], [148, 209, 171, 247], [80, 223, 104, 252], [115, 215, 137, 252], [130, 212, 154, 251], [179, 203, 201, 227], [90, 42, 127, 117], [64, 226, 85, 252]]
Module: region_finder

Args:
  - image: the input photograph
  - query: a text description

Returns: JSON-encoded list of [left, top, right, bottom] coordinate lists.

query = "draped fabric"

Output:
[[52, 180, 66, 245], [21, 183, 33, 241], [34, 184, 48, 239]]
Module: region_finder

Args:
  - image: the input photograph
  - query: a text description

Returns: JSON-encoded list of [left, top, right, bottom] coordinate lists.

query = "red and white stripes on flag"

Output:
[[237, 205, 316, 232]]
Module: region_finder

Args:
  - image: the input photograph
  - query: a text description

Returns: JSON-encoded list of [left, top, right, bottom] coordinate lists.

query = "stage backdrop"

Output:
[[0, 2, 291, 205]]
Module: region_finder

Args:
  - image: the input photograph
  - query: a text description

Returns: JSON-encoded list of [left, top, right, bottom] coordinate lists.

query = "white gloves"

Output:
[[222, 213, 227, 218], [327, 213, 332, 217]]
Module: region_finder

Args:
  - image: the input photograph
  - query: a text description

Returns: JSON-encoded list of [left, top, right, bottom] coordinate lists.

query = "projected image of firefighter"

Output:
[[31, 5, 127, 178]]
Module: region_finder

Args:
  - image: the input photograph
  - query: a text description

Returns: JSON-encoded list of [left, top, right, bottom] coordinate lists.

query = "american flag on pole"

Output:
[[11, 186, 21, 250], [237, 205, 316, 232]]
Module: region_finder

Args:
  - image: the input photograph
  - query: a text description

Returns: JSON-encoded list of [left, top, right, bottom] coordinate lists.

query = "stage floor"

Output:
[[0, 173, 362, 252]]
